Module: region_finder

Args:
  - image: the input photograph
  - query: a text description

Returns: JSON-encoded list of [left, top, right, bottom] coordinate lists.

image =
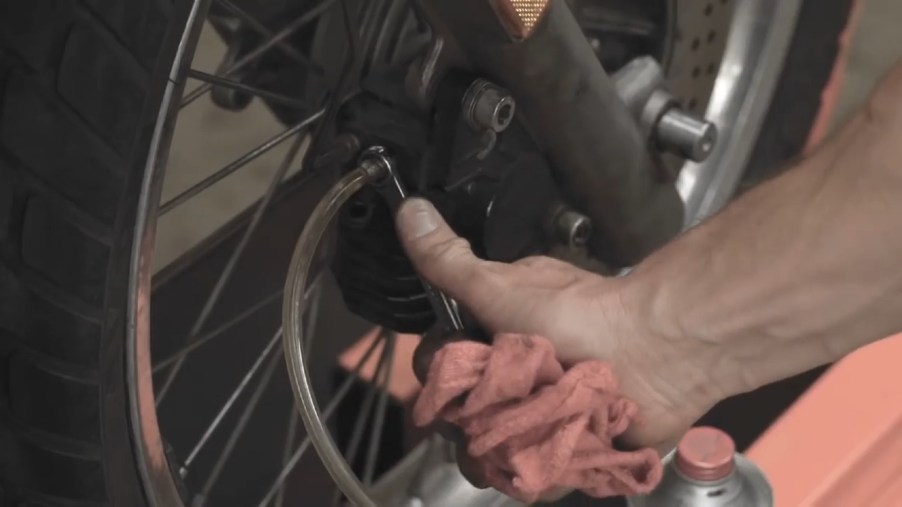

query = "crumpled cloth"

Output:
[[412, 333, 662, 502]]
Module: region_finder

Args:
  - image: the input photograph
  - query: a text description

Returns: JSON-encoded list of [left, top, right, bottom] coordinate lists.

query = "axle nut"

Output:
[[656, 109, 718, 162]]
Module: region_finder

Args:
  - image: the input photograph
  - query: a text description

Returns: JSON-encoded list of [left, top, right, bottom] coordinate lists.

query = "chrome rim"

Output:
[[126, 0, 802, 505], [678, 0, 804, 225]]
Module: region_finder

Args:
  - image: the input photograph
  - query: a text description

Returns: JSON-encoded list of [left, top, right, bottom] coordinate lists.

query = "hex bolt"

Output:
[[358, 146, 393, 182], [655, 109, 718, 162], [554, 208, 592, 248], [462, 79, 517, 133]]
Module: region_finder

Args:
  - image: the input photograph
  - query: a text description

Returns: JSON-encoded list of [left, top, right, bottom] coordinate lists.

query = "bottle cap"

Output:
[[675, 426, 736, 481]]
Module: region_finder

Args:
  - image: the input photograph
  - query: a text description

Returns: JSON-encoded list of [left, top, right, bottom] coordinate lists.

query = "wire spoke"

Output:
[[195, 346, 283, 506], [362, 332, 395, 485], [180, 328, 282, 474], [187, 69, 311, 109], [152, 289, 281, 373], [153, 270, 320, 373], [181, 0, 338, 108], [330, 329, 390, 506], [275, 405, 300, 507], [215, 0, 315, 69], [155, 132, 306, 405], [256, 332, 385, 507], [177, 278, 322, 497], [158, 108, 323, 216]]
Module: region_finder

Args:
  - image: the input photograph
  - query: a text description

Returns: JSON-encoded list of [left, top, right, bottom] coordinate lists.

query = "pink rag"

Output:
[[412, 333, 663, 502]]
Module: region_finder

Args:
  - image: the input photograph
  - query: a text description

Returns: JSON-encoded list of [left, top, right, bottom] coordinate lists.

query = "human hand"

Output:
[[395, 198, 722, 493]]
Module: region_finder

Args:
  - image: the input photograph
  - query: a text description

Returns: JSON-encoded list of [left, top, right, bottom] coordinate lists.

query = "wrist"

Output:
[[617, 265, 735, 413]]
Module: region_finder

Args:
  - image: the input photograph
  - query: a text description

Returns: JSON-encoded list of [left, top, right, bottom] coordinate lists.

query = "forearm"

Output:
[[628, 66, 902, 399]]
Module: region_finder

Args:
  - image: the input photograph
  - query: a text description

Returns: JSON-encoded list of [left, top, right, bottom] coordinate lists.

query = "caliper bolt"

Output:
[[553, 207, 592, 248], [462, 79, 517, 133], [655, 109, 718, 162]]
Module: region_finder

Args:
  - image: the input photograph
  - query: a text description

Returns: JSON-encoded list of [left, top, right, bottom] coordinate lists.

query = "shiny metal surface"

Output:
[[657, 109, 718, 162], [408, 462, 521, 507], [628, 450, 773, 507], [677, 0, 805, 226], [612, 56, 666, 117], [663, 0, 734, 121], [674, 427, 737, 482], [372, 437, 523, 507], [127, 1, 212, 506], [612, 56, 718, 163]]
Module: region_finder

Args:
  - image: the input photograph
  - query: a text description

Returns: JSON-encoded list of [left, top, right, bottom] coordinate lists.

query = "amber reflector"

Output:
[[491, 0, 550, 40]]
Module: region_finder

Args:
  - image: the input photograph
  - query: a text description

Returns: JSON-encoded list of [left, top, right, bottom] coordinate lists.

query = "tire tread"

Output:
[[0, 0, 171, 504]]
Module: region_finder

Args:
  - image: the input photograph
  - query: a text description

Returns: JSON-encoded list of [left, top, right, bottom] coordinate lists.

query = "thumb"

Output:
[[395, 198, 502, 307]]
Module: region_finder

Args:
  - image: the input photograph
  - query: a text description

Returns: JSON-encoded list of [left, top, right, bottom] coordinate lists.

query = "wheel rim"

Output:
[[677, 0, 804, 225], [125, 0, 803, 505]]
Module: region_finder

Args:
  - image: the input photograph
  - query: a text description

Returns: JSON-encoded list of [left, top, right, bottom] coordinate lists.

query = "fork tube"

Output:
[[423, 0, 684, 266]]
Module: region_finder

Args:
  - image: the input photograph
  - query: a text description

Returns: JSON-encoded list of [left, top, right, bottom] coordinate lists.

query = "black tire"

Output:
[[0, 1, 189, 506], [742, 0, 857, 185], [0, 1, 856, 506]]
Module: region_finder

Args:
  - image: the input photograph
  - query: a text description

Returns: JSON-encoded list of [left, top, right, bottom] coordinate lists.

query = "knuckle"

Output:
[[423, 236, 473, 267], [440, 236, 474, 260]]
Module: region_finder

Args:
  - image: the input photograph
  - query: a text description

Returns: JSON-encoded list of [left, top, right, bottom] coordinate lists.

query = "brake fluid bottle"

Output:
[[627, 426, 773, 507]]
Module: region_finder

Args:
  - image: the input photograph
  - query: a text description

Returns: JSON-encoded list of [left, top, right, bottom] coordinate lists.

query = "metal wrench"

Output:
[[360, 146, 467, 334]]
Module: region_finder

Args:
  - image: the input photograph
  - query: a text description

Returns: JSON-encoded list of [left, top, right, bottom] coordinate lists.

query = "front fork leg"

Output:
[[413, 0, 687, 267]]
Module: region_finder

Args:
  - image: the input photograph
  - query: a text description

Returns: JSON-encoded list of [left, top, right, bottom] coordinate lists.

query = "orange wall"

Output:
[[748, 334, 902, 507]]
